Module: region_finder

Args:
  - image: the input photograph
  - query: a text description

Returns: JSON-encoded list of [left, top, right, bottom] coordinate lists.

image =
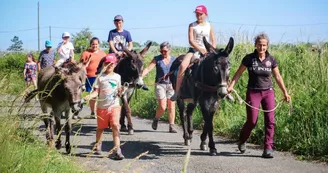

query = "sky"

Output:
[[0, 0, 327, 51]]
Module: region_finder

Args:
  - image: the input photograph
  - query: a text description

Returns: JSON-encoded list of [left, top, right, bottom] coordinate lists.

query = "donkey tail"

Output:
[[24, 89, 38, 103]]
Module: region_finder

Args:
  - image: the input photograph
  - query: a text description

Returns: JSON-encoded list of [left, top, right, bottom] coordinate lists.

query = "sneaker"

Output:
[[142, 85, 149, 91], [262, 150, 274, 158], [113, 151, 125, 160], [238, 142, 246, 153], [120, 125, 128, 132], [169, 124, 178, 133], [152, 118, 159, 130], [170, 93, 178, 101], [91, 112, 97, 119], [94, 142, 102, 155], [128, 125, 134, 135]]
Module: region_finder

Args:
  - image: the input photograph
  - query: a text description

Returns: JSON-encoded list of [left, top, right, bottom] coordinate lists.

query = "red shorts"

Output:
[[96, 106, 121, 129]]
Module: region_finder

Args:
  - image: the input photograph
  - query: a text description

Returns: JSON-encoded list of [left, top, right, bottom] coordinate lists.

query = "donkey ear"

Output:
[[224, 37, 234, 54], [203, 37, 216, 54], [119, 43, 134, 58], [140, 42, 152, 57]]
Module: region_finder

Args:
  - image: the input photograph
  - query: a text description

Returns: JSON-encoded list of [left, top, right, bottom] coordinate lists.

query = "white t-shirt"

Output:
[[57, 42, 74, 60], [191, 21, 211, 49], [94, 73, 121, 109]]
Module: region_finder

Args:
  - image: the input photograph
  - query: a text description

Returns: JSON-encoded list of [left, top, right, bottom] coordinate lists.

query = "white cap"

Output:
[[62, 32, 70, 38]]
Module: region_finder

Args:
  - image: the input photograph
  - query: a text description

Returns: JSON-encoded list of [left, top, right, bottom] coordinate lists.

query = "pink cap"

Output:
[[195, 5, 208, 15], [104, 54, 117, 63]]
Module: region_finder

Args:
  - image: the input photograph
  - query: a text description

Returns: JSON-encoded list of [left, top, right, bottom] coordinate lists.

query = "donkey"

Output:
[[115, 42, 152, 135], [169, 37, 234, 155], [25, 62, 86, 154]]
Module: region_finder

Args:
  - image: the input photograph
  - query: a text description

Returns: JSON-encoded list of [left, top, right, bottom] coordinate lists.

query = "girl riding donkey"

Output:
[[171, 5, 216, 101]]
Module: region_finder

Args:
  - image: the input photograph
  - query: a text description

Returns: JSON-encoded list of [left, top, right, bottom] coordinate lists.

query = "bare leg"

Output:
[[89, 98, 96, 114], [155, 99, 167, 119], [167, 99, 175, 124], [111, 106, 124, 159], [171, 53, 193, 100], [96, 128, 104, 144]]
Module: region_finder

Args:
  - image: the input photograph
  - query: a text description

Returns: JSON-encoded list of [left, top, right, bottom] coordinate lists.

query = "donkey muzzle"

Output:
[[70, 102, 82, 113], [217, 85, 228, 98], [134, 77, 144, 89]]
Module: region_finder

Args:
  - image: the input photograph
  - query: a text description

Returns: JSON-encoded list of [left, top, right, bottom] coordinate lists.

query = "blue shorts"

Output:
[[85, 77, 97, 92]]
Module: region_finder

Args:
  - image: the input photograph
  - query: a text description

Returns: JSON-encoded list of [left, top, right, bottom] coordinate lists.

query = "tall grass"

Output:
[[0, 115, 85, 173]]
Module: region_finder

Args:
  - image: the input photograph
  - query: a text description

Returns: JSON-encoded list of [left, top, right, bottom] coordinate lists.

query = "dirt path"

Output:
[[10, 98, 328, 173]]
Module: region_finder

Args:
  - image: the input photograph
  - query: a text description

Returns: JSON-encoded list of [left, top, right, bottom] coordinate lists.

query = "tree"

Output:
[[7, 36, 23, 51], [71, 28, 93, 53], [133, 41, 141, 48], [100, 40, 109, 49], [144, 40, 159, 47]]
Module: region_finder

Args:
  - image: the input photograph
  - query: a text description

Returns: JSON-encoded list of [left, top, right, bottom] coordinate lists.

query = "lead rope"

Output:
[[231, 89, 293, 115]]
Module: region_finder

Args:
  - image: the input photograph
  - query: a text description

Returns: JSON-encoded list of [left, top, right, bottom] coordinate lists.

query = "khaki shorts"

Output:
[[155, 83, 175, 100]]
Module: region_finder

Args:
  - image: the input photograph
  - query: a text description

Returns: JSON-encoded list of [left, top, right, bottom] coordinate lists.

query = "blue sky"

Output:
[[0, 0, 327, 51]]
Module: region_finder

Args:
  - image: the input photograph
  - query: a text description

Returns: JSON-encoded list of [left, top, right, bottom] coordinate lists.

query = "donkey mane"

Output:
[[61, 62, 81, 74]]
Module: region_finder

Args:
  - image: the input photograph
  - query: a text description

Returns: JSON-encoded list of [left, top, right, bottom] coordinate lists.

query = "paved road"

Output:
[[8, 97, 328, 173]]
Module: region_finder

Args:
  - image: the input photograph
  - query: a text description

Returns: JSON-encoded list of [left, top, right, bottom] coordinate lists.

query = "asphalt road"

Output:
[[7, 96, 328, 173]]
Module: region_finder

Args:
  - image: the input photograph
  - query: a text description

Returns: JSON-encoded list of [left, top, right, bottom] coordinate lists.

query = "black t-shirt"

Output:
[[242, 50, 277, 90]]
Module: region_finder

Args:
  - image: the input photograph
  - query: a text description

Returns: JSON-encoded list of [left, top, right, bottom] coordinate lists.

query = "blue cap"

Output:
[[45, 40, 52, 47]]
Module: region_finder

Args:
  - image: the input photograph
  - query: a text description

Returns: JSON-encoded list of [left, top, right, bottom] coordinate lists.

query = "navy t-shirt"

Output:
[[154, 55, 176, 84], [107, 29, 132, 53], [242, 50, 277, 90], [38, 50, 56, 69]]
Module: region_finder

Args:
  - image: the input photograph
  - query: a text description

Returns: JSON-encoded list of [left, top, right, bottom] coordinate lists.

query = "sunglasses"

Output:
[[160, 50, 169, 54]]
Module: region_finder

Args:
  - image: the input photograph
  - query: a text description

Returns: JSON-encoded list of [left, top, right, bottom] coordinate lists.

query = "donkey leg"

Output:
[[186, 103, 196, 142], [41, 103, 52, 146], [177, 99, 189, 145], [64, 109, 72, 154], [199, 102, 210, 152], [207, 112, 216, 155], [125, 88, 135, 135], [54, 111, 62, 150], [119, 97, 127, 131], [207, 101, 219, 156], [49, 112, 55, 146]]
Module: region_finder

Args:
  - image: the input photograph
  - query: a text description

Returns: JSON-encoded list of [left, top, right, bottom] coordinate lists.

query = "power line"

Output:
[[51, 24, 187, 30], [1, 22, 327, 34], [0, 27, 47, 33]]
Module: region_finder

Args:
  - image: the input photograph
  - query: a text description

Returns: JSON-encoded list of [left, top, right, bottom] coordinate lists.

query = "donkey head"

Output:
[[119, 42, 152, 88], [203, 37, 234, 98], [55, 62, 86, 113]]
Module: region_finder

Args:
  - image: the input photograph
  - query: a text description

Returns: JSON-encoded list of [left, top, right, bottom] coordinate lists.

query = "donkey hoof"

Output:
[[184, 139, 191, 146], [55, 141, 62, 150], [66, 144, 72, 154], [209, 149, 217, 156], [200, 144, 207, 151]]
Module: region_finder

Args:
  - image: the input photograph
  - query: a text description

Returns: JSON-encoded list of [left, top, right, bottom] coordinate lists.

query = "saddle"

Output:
[[170, 55, 205, 100]]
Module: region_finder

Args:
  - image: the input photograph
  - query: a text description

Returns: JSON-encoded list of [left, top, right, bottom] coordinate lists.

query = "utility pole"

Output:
[[37, 1, 40, 52], [49, 26, 51, 41]]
